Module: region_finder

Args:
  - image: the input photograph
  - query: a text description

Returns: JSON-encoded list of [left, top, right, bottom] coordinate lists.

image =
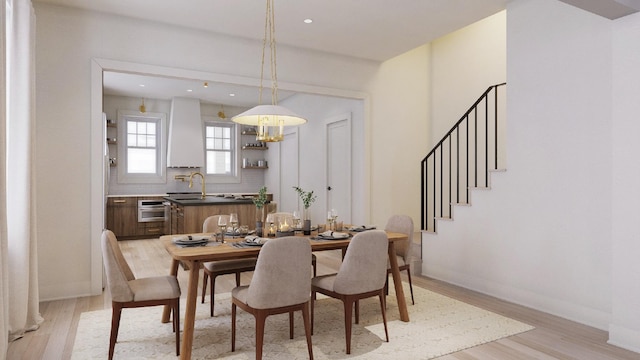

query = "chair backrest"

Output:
[[334, 230, 389, 295], [384, 215, 414, 261], [247, 236, 312, 309], [203, 214, 230, 233], [101, 230, 135, 302]]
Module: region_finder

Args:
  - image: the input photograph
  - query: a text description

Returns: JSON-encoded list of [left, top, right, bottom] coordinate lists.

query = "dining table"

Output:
[[160, 229, 410, 360]]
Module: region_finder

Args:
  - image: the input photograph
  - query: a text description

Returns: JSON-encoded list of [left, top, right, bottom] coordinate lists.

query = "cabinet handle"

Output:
[[147, 229, 161, 233], [113, 199, 126, 203]]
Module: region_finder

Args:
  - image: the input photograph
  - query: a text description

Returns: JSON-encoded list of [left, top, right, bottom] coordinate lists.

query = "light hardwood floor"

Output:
[[7, 238, 639, 359]]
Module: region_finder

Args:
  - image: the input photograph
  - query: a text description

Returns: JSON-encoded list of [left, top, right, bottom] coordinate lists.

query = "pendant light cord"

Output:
[[259, 0, 279, 106]]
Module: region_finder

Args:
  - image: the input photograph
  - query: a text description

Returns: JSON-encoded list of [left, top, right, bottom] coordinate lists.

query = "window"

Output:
[[205, 122, 235, 175], [127, 119, 157, 173], [117, 110, 166, 183]]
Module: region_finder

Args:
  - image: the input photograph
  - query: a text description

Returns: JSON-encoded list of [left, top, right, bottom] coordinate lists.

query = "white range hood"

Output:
[[167, 97, 205, 168]]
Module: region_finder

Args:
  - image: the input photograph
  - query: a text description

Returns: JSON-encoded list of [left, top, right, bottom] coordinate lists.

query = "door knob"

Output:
[[327, 186, 332, 191]]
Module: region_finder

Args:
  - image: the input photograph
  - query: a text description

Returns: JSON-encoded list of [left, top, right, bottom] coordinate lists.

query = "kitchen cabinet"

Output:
[[106, 197, 137, 239], [107, 196, 166, 239], [167, 201, 258, 235]]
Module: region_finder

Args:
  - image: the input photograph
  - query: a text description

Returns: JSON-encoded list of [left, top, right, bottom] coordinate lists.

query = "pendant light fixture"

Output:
[[232, 0, 307, 142], [139, 98, 146, 114]]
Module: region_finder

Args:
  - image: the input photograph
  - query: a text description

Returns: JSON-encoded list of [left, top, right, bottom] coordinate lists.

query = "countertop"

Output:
[[163, 195, 258, 206]]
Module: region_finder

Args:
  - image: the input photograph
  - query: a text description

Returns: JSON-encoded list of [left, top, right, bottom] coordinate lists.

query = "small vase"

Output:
[[303, 220, 311, 235], [256, 221, 263, 237]]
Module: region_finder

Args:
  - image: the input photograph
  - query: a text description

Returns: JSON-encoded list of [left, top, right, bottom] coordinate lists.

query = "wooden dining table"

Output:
[[160, 230, 410, 360]]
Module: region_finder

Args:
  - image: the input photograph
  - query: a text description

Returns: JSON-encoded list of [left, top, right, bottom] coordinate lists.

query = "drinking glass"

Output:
[[327, 211, 334, 230], [229, 213, 239, 235], [217, 216, 227, 243], [292, 210, 301, 230], [265, 213, 275, 237]]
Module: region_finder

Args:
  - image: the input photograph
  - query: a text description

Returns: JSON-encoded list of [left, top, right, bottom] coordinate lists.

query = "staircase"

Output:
[[421, 83, 506, 233]]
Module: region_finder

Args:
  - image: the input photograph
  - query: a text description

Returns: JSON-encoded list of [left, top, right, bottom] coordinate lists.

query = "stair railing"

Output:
[[421, 83, 506, 232]]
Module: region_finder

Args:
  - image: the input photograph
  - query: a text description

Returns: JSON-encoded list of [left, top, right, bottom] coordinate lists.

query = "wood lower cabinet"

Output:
[[106, 197, 138, 239], [107, 196, 166, 239], [171, 203, 257, 234]]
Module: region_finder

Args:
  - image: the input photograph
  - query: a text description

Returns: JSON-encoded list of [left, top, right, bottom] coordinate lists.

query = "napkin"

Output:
[[347, 225, 377, 231], [318, 231, 349, 239], [244, 235, 269, 244], [173, 235, 209, 243]]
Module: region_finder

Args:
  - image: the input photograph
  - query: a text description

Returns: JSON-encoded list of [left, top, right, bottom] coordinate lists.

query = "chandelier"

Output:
[[232, 0, 307, 142]]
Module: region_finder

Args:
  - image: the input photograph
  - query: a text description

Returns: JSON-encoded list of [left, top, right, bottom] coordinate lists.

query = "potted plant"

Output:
[[293, 186, 316, 235], [253, 186, 268, 236]]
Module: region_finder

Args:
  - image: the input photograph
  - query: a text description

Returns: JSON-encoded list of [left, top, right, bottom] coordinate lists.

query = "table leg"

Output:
[[388, 242, 410, 322], [162, 258, 180, 323], [180, 259, 201, 359]]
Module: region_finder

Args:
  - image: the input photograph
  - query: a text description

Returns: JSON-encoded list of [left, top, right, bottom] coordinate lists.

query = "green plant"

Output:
[[253, 186, 268, 209], [293, 186, 317, 209]]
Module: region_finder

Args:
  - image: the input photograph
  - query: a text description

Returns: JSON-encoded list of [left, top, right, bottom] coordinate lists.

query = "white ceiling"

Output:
[[36, 0, 638, 106]]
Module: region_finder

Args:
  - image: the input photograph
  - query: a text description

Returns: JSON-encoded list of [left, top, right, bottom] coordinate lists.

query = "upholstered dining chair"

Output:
[[101, 230, 181, 360], [268, 211, 318, 276], [384, 214, 415, 305], [311, 230, 390, 354], [201, 214, 258, 317], [231, 236, 314, 360]]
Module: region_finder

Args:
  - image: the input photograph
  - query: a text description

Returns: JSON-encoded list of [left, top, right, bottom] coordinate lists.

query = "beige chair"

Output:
[[101, 230, 181, 359], [268, 212, 318, 276], [201, 214, 258, 317], [384, 215, 415, 305], [311, 230, 389, 354], [231, 236, 314, 360]]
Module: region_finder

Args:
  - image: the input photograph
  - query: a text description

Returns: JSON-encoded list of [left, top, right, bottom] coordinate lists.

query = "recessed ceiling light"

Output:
[[303, 18, 313, 24], [187, 89, 193, 92], [229, 93, 236, 97], [139, 84, 145, 87]]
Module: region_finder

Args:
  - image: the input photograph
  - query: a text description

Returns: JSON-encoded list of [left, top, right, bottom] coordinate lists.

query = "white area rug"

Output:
[[72, 284, 533, 359]]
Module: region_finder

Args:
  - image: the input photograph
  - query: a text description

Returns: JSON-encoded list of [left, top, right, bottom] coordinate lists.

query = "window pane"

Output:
[[128, 148, 156, 173]]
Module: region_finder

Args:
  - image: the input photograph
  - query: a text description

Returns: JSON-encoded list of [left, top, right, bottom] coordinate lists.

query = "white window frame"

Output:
[[203, 115, 241, 184], [117, 110, 167, 184]]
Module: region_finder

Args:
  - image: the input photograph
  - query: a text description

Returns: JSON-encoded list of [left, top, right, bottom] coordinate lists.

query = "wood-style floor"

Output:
[[7, 238, 639, 359]]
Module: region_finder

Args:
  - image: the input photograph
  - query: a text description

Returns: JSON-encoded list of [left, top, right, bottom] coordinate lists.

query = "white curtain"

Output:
[[1, 0, 42, 357], [0, 0, 8, 356]]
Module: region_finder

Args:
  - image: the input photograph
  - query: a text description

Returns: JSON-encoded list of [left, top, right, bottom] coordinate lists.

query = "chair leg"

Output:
[[378, 290, 389, 342], [343, 299, 354, 354], [231, 303, 237, 352], [174, 298, 181, 356], [310, 291, 316, 335], [202, 272, 209, 304], [109, 303, 123, 360], [289, 311, 294, 339], [355, 300, 359, 324], [235, 272, 241, 286], [312, 259, 317, 277], [210, 275, 217, 317], [406, 268, 415, 305], [255, 312, 267, 360], [301, 302, 314, 360]]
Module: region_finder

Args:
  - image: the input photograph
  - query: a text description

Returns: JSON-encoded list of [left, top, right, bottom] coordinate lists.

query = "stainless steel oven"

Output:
[[138, 200, 167, 222]]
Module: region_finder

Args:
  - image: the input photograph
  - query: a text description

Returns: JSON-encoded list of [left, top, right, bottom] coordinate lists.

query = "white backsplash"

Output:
[[108, 167, 265, 196]]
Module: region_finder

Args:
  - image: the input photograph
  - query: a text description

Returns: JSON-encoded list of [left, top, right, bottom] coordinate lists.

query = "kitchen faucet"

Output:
[[188, 172, 206, 199]]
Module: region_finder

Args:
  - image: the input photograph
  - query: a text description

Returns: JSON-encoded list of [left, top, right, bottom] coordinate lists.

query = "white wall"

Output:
[[611, 11, 640, 353], [430, 11, 507, 145], [34, 3, 378, 300], [424, 0, 614, 333], [264, 93, 366, 225], [367, 45, 431, 228]]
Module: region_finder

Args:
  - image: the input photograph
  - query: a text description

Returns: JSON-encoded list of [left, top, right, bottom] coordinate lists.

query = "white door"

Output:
[[279, 130, 299, 213], [325, 113, 352, 223]]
